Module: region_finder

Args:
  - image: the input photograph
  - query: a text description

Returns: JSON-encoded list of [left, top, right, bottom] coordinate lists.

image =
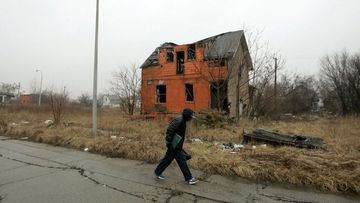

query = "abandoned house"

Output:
[[0, 92, 15, 105], [140, 30, 253, 119]]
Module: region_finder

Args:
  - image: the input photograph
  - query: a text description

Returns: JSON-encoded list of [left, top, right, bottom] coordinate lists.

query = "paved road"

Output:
[[0, 136, 359, 203]]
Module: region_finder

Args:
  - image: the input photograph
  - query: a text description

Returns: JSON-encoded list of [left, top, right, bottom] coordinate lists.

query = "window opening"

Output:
[[166, 48, 174, 62], [209, 58, 226, 67], [176, 51, 185, 74], [210, 81, 228, 111], [185, 84, 194, 102], [187, 44, 196, 60], [156, 85, 166, 103]]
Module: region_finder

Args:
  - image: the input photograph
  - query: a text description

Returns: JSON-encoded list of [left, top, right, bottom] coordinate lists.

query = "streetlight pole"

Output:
[[92, 0, 99, 136], [36, 69, 43, 106]]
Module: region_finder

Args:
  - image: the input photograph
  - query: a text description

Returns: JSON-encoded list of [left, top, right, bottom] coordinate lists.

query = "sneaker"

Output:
[[155, 174, 165, 180], [187, 177, 198, 185]]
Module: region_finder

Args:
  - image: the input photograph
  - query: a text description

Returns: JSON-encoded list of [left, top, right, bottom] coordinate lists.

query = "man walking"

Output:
[[154, 108, 198, 185]]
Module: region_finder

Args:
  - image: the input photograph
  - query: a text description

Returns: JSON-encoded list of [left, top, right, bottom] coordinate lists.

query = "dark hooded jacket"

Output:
[[165, 111, 193, 149]]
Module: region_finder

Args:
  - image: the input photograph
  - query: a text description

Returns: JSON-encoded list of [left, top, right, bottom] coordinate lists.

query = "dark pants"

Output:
[[154, 148, 193, 181]]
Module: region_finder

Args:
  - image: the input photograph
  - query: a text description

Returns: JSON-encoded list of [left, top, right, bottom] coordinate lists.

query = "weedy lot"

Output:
[[0, 107, 359, 194]]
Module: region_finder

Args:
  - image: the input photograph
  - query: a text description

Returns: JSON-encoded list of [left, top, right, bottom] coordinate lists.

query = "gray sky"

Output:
[[1, 0, 359, 99]]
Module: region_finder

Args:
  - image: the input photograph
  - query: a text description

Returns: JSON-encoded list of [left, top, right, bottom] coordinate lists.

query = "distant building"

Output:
[[19, 94, 41, 105], [0, 92, 15, 105], [100, 95, 120, 108], [140, 30, 253, 118], [312, 98, 324, 112], [20, 94, 31, 105]]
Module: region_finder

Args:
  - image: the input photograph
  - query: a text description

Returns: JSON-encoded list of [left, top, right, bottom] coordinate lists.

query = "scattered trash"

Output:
[[9, 122, 17, 126], [260, 144, 267, 148], [20, 137, 28, 140], [192, 138, 203, 144], [110, 136, 117, 139], [20, 121, 30, 124], [234, 144, 244, 150], [64, 121, 74, 127], [222, 142, 233, 150], [119, 136, 125, 139], [252, 145, 257, 149], [44, 120, 54, 126], [84, 148, 89, 152], [243, 128, 324, 149], [222, 142, 244, 153]]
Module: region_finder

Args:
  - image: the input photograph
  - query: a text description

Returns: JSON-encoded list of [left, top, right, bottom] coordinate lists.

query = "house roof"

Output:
[[0, 92, 15, 97], [198, 30, 244, 60], [140, 42, 177, 68], [141, 30, 250, 69]]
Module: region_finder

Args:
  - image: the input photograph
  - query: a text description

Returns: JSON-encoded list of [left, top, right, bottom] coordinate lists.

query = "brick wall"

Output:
[[141, 43, 248, 115]]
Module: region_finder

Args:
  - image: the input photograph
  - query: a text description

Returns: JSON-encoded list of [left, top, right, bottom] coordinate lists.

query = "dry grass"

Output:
[[0, 108, 359, 194]]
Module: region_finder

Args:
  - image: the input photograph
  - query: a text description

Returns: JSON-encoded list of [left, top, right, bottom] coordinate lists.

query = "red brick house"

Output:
[[140, 30, 253, 119]]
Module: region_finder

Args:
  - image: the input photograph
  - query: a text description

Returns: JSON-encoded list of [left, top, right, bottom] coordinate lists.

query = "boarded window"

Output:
[[187, 44, 196, 60], [185, 84, 194, 102], [156, 85, 166, 103], [166, 48, 174, 62]]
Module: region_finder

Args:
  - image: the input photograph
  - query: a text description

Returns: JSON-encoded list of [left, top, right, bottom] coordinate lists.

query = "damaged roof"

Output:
[[140, 30, 246, 68], [199, 30, 244, 60], [140, 42, 177, 68]]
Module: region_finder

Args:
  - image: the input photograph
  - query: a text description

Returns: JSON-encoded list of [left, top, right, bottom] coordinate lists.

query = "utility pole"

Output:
[[273, 57, 278, 114], [17, 82, 21, 103], [92, 0, 99, 136], [36, 69, 43, 106], [236, 66, 241, 121], [274, 57, 277, 97]]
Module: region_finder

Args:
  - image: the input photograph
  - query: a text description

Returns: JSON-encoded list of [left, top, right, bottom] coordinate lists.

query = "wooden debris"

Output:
[[243, 128, 324, 149]]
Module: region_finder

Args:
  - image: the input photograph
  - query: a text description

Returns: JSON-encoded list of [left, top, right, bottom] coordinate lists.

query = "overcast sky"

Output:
[[1, 0, 359, 99]]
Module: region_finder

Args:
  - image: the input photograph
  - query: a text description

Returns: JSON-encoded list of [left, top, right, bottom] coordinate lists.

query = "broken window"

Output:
[[209, 58, 226, 67], [176, 51, 185, 74], [187, 44, 196, 60], [210, 81, 228, 111], [156, 85, 166, 103], [219, 58, 226, 66], [185, 84, 194, 102], [166, 48, 174, 62]]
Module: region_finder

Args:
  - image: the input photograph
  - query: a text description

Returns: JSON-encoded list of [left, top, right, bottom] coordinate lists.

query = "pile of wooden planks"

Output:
[[243, 128, 324, 149]]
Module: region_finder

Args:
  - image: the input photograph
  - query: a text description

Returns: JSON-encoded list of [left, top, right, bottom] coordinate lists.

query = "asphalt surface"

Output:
[[0, 136, 359, 203]]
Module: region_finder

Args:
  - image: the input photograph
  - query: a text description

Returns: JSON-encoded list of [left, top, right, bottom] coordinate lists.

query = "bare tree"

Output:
[[29, 77, 39, 94], [319, 50, 360, 115], [77, 93, 92, 107], [244, 27, 285, 117], [110, 64, 141, 115], [189, 33, 249, 116], [0, 82, 18, 94], [188, 27, 285, 118], [278, 74, 318, 114], [202, 40, 233, 112], [49, 88, 68, 125]]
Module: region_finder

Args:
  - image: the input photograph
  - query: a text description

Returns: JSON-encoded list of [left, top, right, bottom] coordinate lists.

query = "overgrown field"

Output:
[[0, 107, 359, 194]]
